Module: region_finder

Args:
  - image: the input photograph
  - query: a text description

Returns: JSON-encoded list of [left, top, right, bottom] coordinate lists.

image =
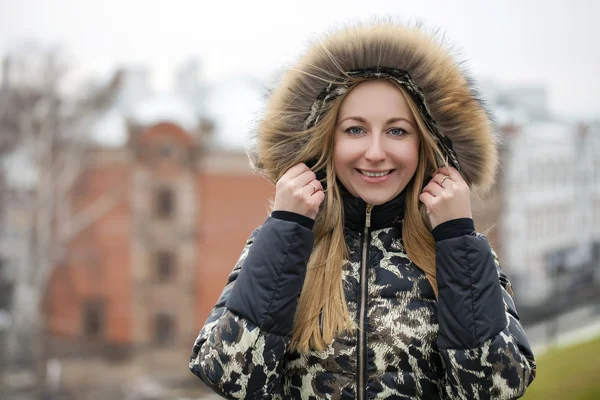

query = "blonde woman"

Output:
[[190, 21, 536, 399]]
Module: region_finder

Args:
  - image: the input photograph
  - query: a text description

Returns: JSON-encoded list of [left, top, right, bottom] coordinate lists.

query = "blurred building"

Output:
[[0, 61, 274, 397], [594, 122, 600, 285], [501, 121, 600, 306], [41, 120, 274, 396], [474, 83, 600, 308]]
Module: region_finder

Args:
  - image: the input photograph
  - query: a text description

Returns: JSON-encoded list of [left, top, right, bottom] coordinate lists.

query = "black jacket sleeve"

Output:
[[433, 219, 536, 399], [189, 216, 314, 399]]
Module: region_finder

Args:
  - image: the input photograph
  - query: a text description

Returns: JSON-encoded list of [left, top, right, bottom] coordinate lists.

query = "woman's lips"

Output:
[[356, 169, 395, 183]]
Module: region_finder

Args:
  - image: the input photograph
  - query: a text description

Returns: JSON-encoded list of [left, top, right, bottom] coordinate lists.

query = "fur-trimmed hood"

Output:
[[255, 20, 498, 194]]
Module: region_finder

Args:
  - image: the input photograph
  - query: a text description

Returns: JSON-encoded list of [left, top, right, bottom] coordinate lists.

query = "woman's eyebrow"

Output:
[[338, 116, 367, 124], [338, 116, 415, 127], [385, 117, 415, 127]]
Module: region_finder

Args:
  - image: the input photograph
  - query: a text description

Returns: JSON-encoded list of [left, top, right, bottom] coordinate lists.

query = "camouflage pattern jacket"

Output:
[[190, 193, 536, 399]]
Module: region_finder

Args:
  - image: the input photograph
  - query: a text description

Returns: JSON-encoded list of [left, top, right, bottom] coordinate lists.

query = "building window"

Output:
[[155, 187, 175, 218], [158, 142, 174, 158], [154, 313, 176, 346], [83, 301, 104, 339], [156, 251, 175, 281]]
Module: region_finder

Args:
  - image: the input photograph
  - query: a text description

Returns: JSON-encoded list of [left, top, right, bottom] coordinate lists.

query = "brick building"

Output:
[[42, 121, 274, 396]]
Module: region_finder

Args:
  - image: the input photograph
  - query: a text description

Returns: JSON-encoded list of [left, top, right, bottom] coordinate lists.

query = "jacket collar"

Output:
[[341, 186, 406, 231]]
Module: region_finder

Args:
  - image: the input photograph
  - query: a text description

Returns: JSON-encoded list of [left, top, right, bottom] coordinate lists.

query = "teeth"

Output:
[[360, 170, 391, 177]]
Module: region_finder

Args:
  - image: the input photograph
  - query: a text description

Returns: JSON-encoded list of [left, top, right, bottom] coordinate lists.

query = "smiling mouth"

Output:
[[357, 169, 394, 177]]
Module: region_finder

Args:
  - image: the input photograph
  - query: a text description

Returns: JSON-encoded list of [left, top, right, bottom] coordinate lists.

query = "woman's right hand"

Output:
[[273, 163, 325, 220]]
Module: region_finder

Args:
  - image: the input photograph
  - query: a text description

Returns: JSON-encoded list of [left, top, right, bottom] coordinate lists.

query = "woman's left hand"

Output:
[[419, 166, 472, 230]]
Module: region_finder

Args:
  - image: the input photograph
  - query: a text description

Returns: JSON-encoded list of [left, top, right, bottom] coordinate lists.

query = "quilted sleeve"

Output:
[[189, 216, 314, 399], [433, 220, 536, 399]]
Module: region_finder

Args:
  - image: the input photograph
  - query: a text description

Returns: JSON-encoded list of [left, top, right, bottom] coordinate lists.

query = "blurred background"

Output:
[[0, 0, 599, 399]]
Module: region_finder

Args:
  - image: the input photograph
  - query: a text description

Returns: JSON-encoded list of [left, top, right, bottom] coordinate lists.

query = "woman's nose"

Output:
[[364, 135, 386, 162]]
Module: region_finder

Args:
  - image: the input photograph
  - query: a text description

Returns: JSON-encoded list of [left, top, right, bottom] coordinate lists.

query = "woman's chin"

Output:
[[357, 191, 397, 206]]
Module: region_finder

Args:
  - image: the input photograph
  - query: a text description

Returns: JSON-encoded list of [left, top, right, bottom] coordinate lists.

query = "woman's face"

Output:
[[334, 80, 420, 206]]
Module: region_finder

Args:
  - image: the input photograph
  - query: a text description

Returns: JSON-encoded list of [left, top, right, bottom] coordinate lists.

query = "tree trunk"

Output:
[[6, 283, 42, 364], [2, 282, 44, 395]]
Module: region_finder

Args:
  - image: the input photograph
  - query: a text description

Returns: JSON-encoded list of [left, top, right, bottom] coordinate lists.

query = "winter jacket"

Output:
[[189, 191, 536, 399], [189, 20, 537, 399]]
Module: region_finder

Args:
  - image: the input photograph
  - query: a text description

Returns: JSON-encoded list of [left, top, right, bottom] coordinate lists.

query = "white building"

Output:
[[590, 122, 600, 283], [492, 87, 600, 306]]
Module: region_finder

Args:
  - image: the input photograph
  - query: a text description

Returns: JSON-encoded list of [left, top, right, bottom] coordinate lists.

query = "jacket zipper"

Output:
[[358, 204, 373, 400]]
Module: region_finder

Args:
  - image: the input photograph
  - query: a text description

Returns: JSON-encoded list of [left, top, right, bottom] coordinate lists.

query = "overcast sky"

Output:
[[0, 0, 599, 121]]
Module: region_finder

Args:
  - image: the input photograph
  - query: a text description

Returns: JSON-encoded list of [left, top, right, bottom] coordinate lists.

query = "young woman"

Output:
[[190, 21, 536, 399]]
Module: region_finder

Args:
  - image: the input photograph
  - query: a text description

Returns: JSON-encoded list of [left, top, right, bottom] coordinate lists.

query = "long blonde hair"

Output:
[[259, 76, 448, 353]]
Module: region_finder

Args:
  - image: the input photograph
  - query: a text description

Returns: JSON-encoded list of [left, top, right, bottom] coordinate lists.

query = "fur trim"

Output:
[[255, 20, 498, 194]]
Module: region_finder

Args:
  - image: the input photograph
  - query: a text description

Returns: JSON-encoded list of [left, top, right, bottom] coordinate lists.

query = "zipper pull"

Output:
[[365, 204, 373, 228]]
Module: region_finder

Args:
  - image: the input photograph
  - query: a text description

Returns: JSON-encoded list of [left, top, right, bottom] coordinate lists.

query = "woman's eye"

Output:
[[346, 126, 364, 135], [389, 128, 407, 137]]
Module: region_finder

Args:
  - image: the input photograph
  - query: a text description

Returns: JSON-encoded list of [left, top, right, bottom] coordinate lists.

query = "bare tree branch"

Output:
[[59, 185, 125, 245], [0, 44, 123, 386]]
